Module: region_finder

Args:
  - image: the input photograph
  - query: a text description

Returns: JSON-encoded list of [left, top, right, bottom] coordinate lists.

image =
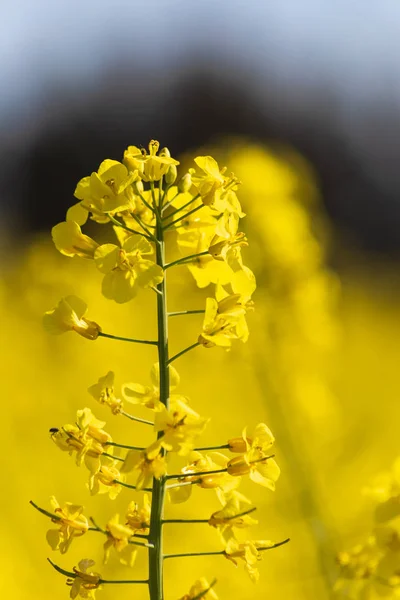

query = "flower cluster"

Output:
[[33, 141, 288, 599], [335, 457, 400, 598]]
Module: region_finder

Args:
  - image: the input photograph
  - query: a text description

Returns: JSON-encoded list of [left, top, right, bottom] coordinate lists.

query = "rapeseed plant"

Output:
[[31, 141, 288, 599]]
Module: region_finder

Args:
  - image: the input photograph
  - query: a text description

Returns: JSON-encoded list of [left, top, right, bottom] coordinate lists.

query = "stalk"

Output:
[[148, 199, 169, 600]]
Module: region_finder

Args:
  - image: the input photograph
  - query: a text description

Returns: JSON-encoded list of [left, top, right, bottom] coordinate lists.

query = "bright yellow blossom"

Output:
[[168, 451, 240, 504], [209, 491, 257, 544], [103, 514, 137, 566], [43, 296, 101, 340], [122, 363, 180, 409], [154, 396, 209, 455], [52, 221, 98, 259], [125, 494, 151, 534], [199, 290, 252, 348], [46, 497, 88, 554], [94, 234, 163, 303], [121, 439, 167, 490], [88, 458, 124, 500], [88, 371, 123, 415], [73, 159, 137, 221], [123, 140, 179, 182], [66, 559, 101, 599], [51, 409, 111, 474], [179, 578, 218, 600], [190, 156, 243, 217], [224, 538, 273, 583]]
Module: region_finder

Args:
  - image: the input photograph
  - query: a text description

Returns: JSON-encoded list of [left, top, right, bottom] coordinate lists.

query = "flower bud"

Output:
[[135, 180, 144, 194], [178, 173, 192, 193], [165, 164, 177, 185], [159, 146, 171, 157], [227, 455, 251, 476], [228, 436, 249, 453]]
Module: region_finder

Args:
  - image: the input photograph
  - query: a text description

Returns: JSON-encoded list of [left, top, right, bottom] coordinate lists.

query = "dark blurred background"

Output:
[[2, 0, 400, 256]]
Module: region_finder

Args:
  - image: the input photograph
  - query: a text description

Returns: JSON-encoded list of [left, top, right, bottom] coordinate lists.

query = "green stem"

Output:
[[164, 251, 209, 270], [163, 538, 290, 559], [165, 467, 227, 480], [103, 452, 123, 462], [148, 196, 170, 600], [30, 500, 61, 521], [162, 193, 200, 219], [120, 411, 154, 426], [134, 183, 155, 214], [161, 190, 180, 213], [100, 578, 149, 585], [194, 444, 229, 451], [168, 310, 205, 317], [167, 342, 200, 365], [163, 204, 204, 231], [48, 559, 149, 585], [98, 332, 157, 345], [105, 442, 144, 451], [114, 480, 153, 492], [108, 213, 154, 241], [162, 518, 209, 524]]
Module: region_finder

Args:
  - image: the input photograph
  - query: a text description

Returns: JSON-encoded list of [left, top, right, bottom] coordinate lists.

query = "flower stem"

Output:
[[108, 213, 154, 241], [194, 444, 229, 451], [165, 467, 227, 480], [168, 310, 205, 317], [98, 332, 157, 345], [105, 441, 145, 451], [30, 500, 61, 521], [148, 195, 170, 600], [120, 410, 154, 426], [163, 204, 204, 231], [164, 251, 209, 270], [167, 342, 200, 365], [114, 479, 152, 492], [162, 518, 209, 524], [162, 193, 200, 219]]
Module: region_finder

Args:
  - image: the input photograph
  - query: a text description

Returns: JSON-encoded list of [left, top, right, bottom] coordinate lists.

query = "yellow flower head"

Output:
[[168, 451, 240, 504], [51, 409, 111, 474], [155, 397, 209, 456], [199, 288, 252, 348], [122, 363, 180, 409], [94, 234, 163, 303], [121, 439, 167, 491], [190, 156, 242, 215], [74, 159, 137, 220], [123, 140, 180, 182], [179, 577, 218, 600], [103, 514, 137, 567], [43, 296, 101, 340], [46, 497, 88, 554], [224, 538, 274, 583], [52, 221, 99, 259], [88, 459, 124, 500], [67, 559, 101, 599], [125, 494, 151, 534], [209, 491, 257, 544], [88, 371, 123, 415]]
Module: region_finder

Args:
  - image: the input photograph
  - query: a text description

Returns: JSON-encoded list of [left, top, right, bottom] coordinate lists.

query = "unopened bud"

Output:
[[135, 180, 144, 194], [227, 456, 251, 476], [159, 146, 171, 158], [178, 173, 192, 193], [165, 164, 177, 185], [228, 436, 249, 453]]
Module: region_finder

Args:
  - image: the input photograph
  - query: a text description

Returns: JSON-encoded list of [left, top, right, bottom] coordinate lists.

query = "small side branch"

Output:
[[167, 342, 200, 365]]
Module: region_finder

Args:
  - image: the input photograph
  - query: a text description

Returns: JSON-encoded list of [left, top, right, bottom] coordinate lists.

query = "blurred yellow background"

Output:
[[2, 141, 400, 599]]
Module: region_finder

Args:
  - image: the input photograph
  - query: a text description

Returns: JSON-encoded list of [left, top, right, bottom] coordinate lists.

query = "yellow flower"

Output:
[[154, 397, 209, 455], [67, 559, 101, 599], [123, 140, 179, 182], [74, 159, 137, 220], [46, 497, 88, 554], [178, 228, 235, 289], [179, 578, 218, 600], [168, 451, 240, 504], [122, 363, 180, 409], [94, 235, 163, 303], [190, 156, 243, 215], [88, 371, 123, 415], [43, 296, 101, 340], [198, 289, 252, 348], [103, 514, 137, 566], [209, 491, 257, 544], [224, 538, 273, 582], [125, 494, 151, 534], [88, 459, 124, 500], [52, 221, 99, 258], [51, 409, 111, 474], [121, 439, 166, 490]]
